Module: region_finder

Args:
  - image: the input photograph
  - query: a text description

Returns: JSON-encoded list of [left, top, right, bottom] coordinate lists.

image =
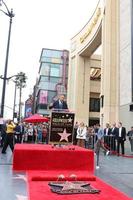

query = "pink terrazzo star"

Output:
[[58, 128, 71, 142]]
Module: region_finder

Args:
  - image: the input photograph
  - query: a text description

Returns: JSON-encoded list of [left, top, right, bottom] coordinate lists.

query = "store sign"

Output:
[[80, 8, 101, 43], [50, 111, 75, 144]]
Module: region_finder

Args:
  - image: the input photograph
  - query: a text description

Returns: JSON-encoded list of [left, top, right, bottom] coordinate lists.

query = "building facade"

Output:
[[68, 0, 133, 129], [35, 48, 69, 116], [67, 0, 103, 126], [119, 0, 133, 129]]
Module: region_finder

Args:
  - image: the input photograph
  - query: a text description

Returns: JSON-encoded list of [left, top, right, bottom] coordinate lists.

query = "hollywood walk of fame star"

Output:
[[62, 181, 88, 191], [57, 128, 71, 142], [13, 174, 27, 182], [16, 194, 27, 200], [49, 181, 89, 188], [49, 181, 100, 194]]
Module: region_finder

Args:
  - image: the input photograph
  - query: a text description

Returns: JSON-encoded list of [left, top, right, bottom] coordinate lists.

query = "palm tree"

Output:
[[15, 72, 27, 121]]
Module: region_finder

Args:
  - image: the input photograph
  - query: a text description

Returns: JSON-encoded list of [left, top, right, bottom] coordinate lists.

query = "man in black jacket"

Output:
[[116, 122, 126, 156], [110, 122, 117, 151], [49, 94, 68, 110], [104, 123, 112, 148]]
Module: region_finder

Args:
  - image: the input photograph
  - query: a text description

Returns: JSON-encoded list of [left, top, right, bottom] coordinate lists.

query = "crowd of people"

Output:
[[73, 122, 133, 156], [0, 117, 133, 156], [0, 119, 49, 154]]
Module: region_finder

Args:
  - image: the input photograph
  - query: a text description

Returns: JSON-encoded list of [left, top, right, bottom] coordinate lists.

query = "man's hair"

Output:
[[59, 94, 65, 97]]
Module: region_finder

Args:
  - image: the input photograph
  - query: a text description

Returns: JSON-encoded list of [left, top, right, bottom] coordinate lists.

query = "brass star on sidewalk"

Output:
[[49, 181, 101, 194], [62, 181, 88, 191], [57, 128, 71, 142]]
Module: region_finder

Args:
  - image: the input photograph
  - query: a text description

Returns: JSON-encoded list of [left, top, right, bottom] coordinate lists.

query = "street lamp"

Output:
[[0, 0, 15, 117]]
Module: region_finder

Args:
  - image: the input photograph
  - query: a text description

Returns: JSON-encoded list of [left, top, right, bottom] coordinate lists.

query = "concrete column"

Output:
[[75, 56, 90, 125], [68, 55, 90, 125], [101, 0, 120, 126]]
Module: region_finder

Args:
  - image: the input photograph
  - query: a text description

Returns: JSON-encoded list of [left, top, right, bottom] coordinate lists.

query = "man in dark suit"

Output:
[[104, 123, 111, 148], [116, 122, 126, 156], [49, 94, 68, 110], [110, 122, 117, 151]]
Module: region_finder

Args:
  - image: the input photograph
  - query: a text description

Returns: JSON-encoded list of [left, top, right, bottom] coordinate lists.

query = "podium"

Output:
[[49, 110, 75, 144]]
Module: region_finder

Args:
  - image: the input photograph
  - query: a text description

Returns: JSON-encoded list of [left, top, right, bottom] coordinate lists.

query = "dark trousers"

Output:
[[2, 133, 14, 153], [0, 125, 6, 147], [73, 129, 77, 145], [117, 138, 125, 155], [15, 133, 22, 143], [104, 136, 110, 148], [110, 136, 116, 151], [0, 132, 6, 147]]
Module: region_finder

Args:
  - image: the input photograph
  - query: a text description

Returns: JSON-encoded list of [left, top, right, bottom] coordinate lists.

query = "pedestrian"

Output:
[[104, 123, 111, 148], [127, 126, 133, 152], [95, 124, 110, 156], [116, 122, 126, 156], [76, 122, 86, 148], [110, 122, 117, 151], [2, 120, 16, 154], [73, 121, 78, 145], [42, 124, 47, 143], [95, 124, 110, 169]]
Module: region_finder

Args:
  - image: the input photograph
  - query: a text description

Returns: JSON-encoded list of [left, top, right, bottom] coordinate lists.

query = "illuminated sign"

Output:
[[80, 8, 101, 43]]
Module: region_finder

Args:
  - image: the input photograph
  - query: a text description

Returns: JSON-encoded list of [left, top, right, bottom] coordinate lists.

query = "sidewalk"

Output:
[[0, 142, 133, 199], [95, 140, 133, 198]]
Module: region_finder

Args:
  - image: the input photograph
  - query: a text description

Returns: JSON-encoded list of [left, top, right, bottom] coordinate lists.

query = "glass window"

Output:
[[48, 91, 56, 103], [38, 104, 48, 109], [42, 49, 62, 58], [50, 64, 62, 77], [39, 82, 56, 90], [100, 95, 104, 108], [41, 56, 63, 64], [41, 57, 52, 63], [40, 76, 49, 82], [40, 76, 62, 83], [50, 67, 60, 77], [89, 98, 100, 112], [50, 77, 62, 83], [40, 64, 50, 76]]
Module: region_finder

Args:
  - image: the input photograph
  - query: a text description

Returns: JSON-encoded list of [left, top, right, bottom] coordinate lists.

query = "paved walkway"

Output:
[[0, 142, 133, 200]]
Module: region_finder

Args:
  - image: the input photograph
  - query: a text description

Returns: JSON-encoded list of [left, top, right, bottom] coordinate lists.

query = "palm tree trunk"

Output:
[[18, 85, 22, 121]]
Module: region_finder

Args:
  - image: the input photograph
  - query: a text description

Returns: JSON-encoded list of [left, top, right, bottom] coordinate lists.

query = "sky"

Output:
[[0, 0, 99, 118]]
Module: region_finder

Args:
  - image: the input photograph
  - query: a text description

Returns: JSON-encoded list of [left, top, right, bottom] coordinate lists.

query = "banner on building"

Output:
[[39, 90, 48, 104], [25, 96, 33, 118], [49, 111, 75, 144]]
